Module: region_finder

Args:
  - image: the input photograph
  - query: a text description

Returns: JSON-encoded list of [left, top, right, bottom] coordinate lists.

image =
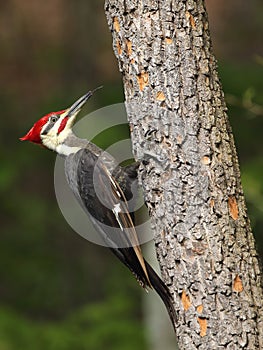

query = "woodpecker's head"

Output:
[[20, 90, 97, 152]]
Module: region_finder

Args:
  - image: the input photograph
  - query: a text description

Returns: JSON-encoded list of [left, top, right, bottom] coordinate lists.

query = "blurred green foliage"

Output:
[[0, 294, 145, 350], [219, 61, 263, 256], [0, 1, 262, 349]]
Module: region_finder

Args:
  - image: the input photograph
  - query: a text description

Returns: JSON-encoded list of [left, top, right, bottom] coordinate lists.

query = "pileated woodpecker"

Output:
[[20, 90, 176, 330]]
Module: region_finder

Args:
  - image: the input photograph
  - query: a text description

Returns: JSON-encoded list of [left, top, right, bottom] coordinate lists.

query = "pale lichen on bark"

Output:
[[105, 0, 263, 348]]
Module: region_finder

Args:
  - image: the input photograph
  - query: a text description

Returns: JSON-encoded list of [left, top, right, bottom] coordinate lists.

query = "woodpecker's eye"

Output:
[[49, 115, 59, 123]]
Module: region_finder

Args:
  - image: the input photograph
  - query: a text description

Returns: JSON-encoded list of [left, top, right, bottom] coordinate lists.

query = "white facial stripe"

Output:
[[41, 114, 62, 134], [52, 117, 64, 134], [40, 109, 78, 152]]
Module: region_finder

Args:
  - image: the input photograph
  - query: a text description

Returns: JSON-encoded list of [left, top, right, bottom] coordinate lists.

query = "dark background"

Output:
[[0, 1, 262, 349]]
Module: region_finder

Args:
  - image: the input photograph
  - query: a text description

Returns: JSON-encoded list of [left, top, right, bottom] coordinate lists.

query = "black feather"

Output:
[[64, 147, 177, 332]]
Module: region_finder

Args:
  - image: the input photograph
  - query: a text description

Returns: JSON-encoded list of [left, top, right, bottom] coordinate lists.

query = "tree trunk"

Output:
[[104, 0, 263, 348]]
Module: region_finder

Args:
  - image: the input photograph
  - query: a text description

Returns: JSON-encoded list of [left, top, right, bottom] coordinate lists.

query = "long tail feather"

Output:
[[145, 261, 177, 332]]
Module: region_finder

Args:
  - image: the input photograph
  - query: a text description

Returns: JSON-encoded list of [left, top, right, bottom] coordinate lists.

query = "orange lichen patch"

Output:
[[181, 290, 191, 311], [116, 40, 122, 55], [137, 72, 149, 91], [186, 11, 196, 29], [113, 17, 120, 32], [156, 91, 166, 101], [126, 40, 132, 56], [198, 317, 207, 337], [201, 156, 210, 165], [165, 37, 173, 44], [233, 275, 243, 292], [228, 196, 239, 220], [197, 304, 203, 313]]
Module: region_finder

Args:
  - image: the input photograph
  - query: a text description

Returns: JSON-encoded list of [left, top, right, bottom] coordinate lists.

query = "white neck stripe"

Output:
[[56, 144, 81, 156]]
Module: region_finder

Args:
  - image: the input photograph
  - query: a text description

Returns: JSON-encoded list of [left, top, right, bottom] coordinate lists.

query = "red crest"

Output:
[[20, 110, 65, 144]]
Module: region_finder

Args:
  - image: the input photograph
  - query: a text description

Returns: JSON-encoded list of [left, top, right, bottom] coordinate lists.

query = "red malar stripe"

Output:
[[57, 117, 69, 134]]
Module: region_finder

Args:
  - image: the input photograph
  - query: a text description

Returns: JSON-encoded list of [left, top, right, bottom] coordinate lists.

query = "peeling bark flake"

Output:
[[156, 91, 166, 101], [116, 40, 122, 55], [197, 304, 204, 314], [198, 317, 207, 337], [185, 11, 196, 29], [233, 275, 244, 293], [228, 196, 239, 220], [137, 72, 149, 91], [176, 135, 183, 145], [113, 17, 120, 32], [165, 37, 173, 44], [126, 40, 132, 56], [181, 290, 191, 311], [201, 156, 211, 165]]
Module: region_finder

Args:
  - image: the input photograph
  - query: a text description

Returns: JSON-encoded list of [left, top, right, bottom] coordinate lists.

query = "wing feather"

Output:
[[67, 148, 151, 287]]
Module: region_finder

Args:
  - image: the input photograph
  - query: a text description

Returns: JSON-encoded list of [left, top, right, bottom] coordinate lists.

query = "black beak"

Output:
[[68, 86, 103, 118]]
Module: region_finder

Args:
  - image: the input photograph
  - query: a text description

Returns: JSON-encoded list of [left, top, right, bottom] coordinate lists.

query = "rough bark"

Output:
[[104, 0, 263, 349]]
